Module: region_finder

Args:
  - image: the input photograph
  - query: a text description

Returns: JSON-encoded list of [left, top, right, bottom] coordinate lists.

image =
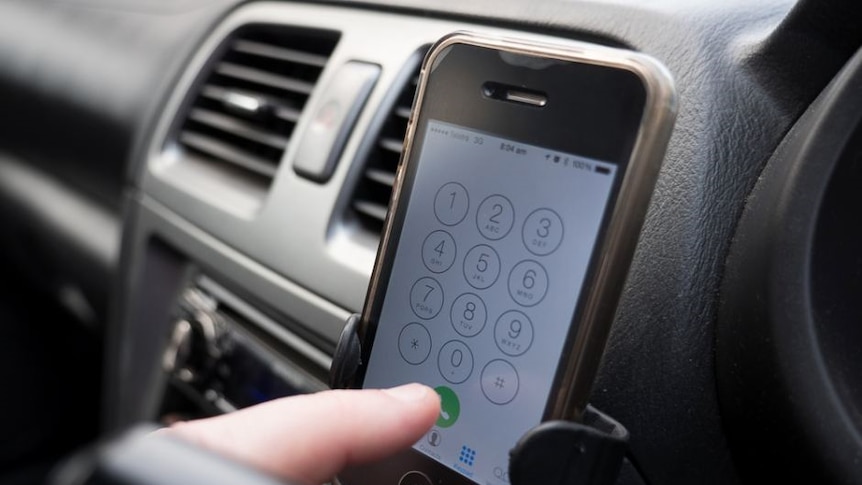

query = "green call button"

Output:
[[434, 385, 460, 428]]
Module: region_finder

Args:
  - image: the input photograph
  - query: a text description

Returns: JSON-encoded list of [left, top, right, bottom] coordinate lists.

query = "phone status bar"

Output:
[[542, 152, 613, 176], [427, 120, 616, 177]]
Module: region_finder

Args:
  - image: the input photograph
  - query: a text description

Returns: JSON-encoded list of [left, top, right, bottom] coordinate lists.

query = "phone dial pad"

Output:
[[401, 182, 567, 405]]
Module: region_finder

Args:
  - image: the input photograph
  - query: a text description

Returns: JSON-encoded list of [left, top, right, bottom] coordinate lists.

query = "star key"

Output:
[[398, 323, 431, 365]]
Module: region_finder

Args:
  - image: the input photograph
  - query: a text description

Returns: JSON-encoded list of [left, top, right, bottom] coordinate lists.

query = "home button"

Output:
[[399, 471, 432, 485]]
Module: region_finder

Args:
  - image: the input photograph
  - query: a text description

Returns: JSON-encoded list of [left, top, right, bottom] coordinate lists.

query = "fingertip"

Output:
[[382, 383, 433, 402], [385, 384, 440, 425]]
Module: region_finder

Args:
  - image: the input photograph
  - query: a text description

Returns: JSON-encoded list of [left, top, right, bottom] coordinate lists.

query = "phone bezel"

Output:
[[346, 30, 676, 484]]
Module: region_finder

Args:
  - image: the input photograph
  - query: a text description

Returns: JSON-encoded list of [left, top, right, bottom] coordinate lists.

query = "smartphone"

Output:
[[340, 32, 676, 485]]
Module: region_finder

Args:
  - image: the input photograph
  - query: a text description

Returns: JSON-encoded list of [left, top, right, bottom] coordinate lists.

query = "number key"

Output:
[[422, 230, 457, 273], [434, 182, 469, 226], [450, 293, 487, 337], [463, 244, 501, 290], [508, 260, 548, 307], [437, 340, 474, 384], [476, 194, 515, 241], [410, 277, 444, 319], [494, 310, 534, 356], [522, 208, 564, 256]]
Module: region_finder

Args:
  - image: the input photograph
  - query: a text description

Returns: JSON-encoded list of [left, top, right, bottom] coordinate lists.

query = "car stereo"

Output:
[[161, 276, 329, 416]]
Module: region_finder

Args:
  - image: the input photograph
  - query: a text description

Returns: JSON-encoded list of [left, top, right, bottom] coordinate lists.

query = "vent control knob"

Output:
[[163, 310, 221, 383]]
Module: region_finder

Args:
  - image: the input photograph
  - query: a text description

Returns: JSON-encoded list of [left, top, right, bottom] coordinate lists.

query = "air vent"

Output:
[[174, 25, 339, 186], [349, 65, 420, 235]]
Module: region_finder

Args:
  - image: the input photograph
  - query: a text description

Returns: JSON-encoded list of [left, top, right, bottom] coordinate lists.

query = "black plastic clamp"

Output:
[[330, 313, 629, 485], [329, 313, 363, 389], [509, 407, 628, 485]]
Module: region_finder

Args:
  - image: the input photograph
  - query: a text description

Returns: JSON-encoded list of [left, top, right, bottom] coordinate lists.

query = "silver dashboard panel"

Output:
[[140, 2, 656, 343]]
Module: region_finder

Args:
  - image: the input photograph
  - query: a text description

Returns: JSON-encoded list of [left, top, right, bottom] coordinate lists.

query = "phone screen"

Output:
[[362, 119, 618, 485]]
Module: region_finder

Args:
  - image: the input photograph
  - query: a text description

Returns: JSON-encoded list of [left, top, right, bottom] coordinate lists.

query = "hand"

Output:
[[158, 384, 440, 485]]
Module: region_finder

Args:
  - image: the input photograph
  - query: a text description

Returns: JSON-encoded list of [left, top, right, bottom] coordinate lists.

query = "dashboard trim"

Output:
[[140, 2, 660, 333]]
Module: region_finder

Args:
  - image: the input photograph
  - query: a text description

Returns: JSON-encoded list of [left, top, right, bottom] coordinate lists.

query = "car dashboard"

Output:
[[0, 0, 860, 484]]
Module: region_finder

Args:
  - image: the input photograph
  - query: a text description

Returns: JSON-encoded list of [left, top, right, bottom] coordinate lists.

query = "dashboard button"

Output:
[[292, 62, 381, 183]]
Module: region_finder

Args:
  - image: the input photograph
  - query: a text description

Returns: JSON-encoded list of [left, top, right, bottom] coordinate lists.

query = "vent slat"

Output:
[[365, 167, 396, 187], [274, 106, 302, 123], [189, 108, 289, 150], [200, 85, 302, 122], [394, 106, 411, 119], [352, 200, 388, 222], [216, 62, 315, 95], [233, 40, 329, 68], [379, 137, 404, 154], [180, 131, 279, 178]]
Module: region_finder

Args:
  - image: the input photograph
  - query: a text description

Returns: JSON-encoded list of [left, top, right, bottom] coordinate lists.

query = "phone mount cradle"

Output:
[[330, 314, 630, 485]]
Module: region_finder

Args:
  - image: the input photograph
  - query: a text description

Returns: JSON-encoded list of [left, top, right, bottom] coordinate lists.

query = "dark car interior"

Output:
[[0, 0, 860, 484]]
